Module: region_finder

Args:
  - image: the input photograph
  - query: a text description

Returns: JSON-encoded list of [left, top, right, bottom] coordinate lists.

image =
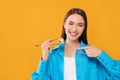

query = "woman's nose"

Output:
[[71, 26, 77, 32]]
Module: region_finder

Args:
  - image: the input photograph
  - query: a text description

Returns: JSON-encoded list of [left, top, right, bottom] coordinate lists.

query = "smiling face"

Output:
[[64, 14, 85, 41]]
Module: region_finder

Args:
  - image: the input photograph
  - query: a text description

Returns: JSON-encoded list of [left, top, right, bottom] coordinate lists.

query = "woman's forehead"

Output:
[[66, 14, 85, 23]]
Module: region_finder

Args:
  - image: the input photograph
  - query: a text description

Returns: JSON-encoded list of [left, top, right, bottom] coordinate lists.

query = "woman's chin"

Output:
[[68, 37, 79, 41]]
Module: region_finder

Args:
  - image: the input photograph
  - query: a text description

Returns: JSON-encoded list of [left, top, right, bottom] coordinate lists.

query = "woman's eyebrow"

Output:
[[68, 21, 84, 24], [78, 23, 84, 24], [68, 21, 74, 23]]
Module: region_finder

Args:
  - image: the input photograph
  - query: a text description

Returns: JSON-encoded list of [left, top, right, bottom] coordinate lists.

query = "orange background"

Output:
[[0, 0, 120, 80]]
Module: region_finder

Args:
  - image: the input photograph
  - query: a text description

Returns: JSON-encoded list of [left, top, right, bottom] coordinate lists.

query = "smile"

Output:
[[70, 32, 78, 37]]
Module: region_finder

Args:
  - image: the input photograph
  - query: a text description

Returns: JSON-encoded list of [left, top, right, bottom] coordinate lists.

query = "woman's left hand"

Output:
[[78, 45, 102, 58]]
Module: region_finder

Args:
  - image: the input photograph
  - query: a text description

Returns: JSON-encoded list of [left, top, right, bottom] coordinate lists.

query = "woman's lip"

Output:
[[70, 32, 78, 37]]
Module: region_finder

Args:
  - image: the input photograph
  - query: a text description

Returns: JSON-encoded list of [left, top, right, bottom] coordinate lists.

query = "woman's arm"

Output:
[[31, 39, 55, 80], [31, 53, 53, 80], [31, 59, 51, 80], [80, 45, 120, 79], [97, 51, 120, 80]]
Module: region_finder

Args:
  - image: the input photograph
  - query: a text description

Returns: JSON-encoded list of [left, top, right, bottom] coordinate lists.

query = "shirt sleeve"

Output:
[[31, 50, 53, 80], [31, 59, 51, 80], [97, 50, 120, 80]]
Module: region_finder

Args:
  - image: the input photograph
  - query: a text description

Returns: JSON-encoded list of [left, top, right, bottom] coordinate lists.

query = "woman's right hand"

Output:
[[41, 39, 53, 60]]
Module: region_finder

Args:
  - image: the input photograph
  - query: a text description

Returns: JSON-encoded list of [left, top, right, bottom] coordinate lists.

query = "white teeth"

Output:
[[70, 32, 77, 36]]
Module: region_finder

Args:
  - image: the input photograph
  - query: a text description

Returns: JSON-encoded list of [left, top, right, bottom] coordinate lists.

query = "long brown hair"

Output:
[[61, 8, 88, 44]]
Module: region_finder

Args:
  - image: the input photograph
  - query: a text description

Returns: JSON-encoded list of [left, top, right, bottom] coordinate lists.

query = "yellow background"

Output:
[[0, 0, 120, 80]]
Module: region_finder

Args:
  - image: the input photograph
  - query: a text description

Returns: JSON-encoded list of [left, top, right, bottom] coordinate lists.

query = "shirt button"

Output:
[[108, 73, 111, 76], [76, 64, 79, 66], [78, 54, 81, 56], [105, 62, 108, 65], [102, 59, 104, 62], [77, 76, 80, 79]]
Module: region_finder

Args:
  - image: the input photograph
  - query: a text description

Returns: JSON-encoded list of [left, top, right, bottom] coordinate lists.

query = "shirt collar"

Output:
[[52, 40, 89, 57]]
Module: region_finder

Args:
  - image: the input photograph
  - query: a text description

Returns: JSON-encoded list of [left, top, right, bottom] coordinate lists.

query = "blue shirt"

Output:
[[31, 41, 120, 80]]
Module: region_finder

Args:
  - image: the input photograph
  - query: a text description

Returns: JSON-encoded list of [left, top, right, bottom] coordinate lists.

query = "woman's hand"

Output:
[[41, 39, 53, 60], [79, 45, 102, 58]]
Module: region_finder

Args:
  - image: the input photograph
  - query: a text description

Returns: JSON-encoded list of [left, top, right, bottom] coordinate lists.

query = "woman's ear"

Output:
[[63, 23, 66, 28]]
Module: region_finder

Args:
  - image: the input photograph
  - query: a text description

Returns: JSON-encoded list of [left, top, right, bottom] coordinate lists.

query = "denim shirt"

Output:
[[31, 41, 120, 80]]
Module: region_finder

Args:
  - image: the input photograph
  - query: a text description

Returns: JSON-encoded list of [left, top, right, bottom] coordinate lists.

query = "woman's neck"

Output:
[[64, 39, 80, 57], [65, 39, 80, 49]]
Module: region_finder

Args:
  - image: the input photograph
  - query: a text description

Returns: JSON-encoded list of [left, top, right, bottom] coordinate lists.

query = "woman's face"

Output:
[[64, 14, 85, 41]]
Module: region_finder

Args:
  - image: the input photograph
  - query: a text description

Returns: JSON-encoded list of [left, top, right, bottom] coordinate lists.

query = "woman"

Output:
[[31, 8, 120, 80]]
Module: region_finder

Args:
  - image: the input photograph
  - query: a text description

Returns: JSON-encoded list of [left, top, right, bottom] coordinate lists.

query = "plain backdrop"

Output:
[[0, 0, 120, 80]]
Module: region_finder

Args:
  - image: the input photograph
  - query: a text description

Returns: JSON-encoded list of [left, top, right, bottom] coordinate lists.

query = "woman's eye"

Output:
[[78, 25, 83, 27], [68, 23, 73, 25]]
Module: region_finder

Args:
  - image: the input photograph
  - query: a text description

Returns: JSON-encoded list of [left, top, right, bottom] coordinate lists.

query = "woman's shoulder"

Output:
[[52, 44, 64, 51], [49, 44, 64, 56]]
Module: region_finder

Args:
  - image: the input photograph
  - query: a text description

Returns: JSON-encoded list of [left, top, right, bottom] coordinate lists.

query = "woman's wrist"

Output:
[[42, 55, 48, 61]]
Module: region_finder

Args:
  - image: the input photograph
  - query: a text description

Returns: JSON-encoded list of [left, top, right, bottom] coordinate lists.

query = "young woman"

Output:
[[31, 8, 120, 80]]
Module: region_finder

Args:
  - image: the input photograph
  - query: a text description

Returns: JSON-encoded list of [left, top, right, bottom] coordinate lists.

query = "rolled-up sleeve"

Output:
[[31, 59, 48, 80], [97, 50, 120, 80]]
